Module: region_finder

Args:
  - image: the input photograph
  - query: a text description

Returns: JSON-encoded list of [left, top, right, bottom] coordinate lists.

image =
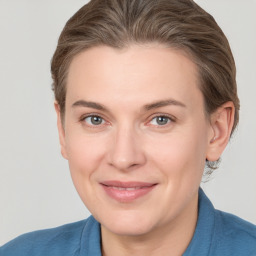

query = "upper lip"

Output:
[[100, 180, 157, 188]]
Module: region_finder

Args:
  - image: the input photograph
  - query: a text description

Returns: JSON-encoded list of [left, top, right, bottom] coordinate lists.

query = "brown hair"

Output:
[[51, 0, 240, 170]]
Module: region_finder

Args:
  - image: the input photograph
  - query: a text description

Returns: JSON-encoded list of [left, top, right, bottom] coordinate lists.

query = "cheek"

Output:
[[64, 135, 108, 213], [65, 132, 106, 187], [148, 129, 207, 180]]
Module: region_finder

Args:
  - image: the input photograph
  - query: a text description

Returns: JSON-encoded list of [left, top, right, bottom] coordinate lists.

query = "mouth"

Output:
[[100, 181, 157, 202]]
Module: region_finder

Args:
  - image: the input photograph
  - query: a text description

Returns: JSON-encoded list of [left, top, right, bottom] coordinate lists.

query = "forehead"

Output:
[[66, 44, 203, 110]]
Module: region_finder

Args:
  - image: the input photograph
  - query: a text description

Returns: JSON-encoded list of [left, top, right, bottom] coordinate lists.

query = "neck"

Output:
[[101, 193, 198, 256]]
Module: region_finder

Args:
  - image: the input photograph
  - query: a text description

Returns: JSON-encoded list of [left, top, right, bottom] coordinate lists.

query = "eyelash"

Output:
[[79, 113, 176, 128], [79, 114, 108, 128], [147, 114, 176, 127]]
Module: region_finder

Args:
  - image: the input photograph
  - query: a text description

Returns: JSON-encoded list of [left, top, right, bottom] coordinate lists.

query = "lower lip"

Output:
[[101, 184, 156, 202]]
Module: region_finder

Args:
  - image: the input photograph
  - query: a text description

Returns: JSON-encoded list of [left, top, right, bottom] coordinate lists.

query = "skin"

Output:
[[55, 44, 234, 256]]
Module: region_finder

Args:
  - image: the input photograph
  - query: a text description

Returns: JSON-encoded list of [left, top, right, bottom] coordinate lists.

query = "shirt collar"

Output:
[[183, 187, 215, 255], [80, 215, 102, 256]]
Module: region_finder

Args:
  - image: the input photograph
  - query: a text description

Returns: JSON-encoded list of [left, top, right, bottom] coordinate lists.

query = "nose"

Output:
[[107, 125, 146, 171]]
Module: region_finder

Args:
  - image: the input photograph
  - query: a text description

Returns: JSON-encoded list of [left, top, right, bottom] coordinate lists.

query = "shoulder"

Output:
[[190, 188, 256, 256], [0, 218, 91, 256], [213, 209, 256, 254]]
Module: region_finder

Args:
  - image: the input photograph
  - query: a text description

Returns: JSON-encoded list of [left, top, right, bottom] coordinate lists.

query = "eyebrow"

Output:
[[143, 99, 186, 111], [72, 98, 186, 112], [72, 100, 108, 111]]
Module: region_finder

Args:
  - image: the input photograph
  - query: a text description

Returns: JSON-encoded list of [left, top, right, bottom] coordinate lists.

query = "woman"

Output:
[[1, 0, 256, 255]]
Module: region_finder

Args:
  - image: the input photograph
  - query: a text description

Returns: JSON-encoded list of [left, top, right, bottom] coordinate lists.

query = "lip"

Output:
[[100, 180, 157, 203]]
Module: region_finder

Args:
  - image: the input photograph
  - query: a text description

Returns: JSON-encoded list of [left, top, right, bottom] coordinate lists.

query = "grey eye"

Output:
[[85, 115, 105, 125], [151, 116, 171, 126]]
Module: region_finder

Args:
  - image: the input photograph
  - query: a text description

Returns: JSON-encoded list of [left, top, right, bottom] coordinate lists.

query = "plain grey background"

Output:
[[0, 0, 255, 245]]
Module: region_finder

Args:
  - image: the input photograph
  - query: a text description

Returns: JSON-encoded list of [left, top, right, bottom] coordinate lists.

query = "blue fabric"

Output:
[[1, 188, 256, 255], [184, 189, 256, 255]]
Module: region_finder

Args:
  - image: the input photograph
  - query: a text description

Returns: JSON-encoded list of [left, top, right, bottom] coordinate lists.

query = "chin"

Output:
[[104, 221, 155, 237], [99, 209, 158, 236]]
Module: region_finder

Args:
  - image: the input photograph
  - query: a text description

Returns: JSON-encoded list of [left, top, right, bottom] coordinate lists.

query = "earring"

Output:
[[210, 136, 217, 143]]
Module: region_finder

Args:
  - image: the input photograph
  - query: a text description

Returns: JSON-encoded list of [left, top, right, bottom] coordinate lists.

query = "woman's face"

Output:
[[58, 44, 214, 236]]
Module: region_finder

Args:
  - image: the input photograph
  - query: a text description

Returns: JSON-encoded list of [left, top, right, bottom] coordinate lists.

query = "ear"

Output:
[[54, 102, 68, 159], [206, 101, 235, 161]]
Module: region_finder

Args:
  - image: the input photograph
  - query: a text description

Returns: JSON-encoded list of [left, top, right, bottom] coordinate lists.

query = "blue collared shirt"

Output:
[[1, 188, 256, 255]]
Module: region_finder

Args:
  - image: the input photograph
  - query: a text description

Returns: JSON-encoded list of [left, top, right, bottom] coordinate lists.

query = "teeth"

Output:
[[111, 186, 141, 191]]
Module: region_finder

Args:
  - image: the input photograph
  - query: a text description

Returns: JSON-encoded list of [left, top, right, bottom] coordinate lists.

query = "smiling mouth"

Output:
[[109, 186, 147, 191], [100, 181, 157, 202]]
